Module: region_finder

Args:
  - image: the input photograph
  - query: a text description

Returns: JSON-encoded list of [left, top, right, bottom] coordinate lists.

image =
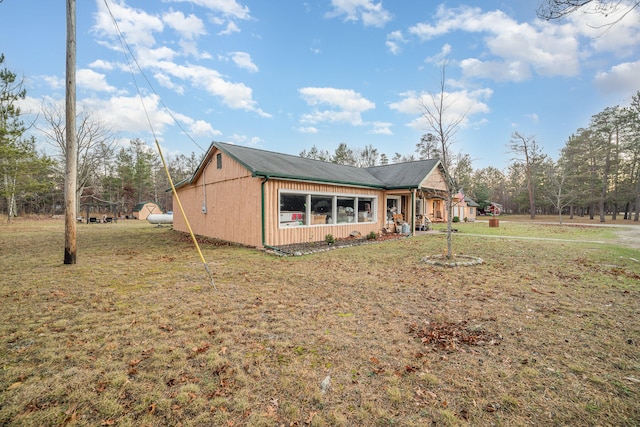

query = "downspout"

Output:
[[261, 176, 288, 255], [411, 189, 415, 236], [202, 160, 211, 214]]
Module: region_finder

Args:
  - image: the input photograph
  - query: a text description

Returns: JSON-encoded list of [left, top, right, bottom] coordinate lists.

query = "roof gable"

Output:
[[133, 201, 159, 212]]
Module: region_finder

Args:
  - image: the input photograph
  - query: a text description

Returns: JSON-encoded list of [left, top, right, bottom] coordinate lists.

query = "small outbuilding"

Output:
[[133, 201, 162, 220], [173, 142, 453, 248], [452, 194, 479, 222]]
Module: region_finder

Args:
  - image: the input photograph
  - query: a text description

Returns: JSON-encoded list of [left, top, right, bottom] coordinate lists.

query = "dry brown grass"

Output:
[[1, 217, 639, 426]]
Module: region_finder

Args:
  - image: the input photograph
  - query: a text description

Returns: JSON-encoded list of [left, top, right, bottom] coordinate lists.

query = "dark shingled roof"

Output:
[[133, 201, 159, 212], [464, 197, 480, 207], [183, 141, 442, 190], [365, 160, 441, 189]]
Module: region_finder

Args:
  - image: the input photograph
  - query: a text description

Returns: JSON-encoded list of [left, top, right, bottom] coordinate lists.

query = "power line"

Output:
[[101, 0, 207, 153]]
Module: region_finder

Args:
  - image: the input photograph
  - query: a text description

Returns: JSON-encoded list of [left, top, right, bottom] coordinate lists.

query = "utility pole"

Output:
[[64, 0, 77, 264]]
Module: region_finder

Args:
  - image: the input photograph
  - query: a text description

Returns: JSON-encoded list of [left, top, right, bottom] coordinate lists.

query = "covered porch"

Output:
[[384, 189, 449, 233]]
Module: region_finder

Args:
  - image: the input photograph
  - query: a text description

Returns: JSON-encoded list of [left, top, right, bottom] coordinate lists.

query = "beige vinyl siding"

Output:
[[174, 150, 263, 247], [419, 168, 449, 191]]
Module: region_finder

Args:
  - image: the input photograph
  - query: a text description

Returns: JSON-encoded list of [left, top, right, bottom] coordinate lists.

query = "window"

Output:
[[386, 196, 401, 221], [336, 197, 355, 224], [279, 194, 306, 227], [358, 197, 374, 222], [216, 153, 222, 169], [311, 195, 332, 225], [279, 191, 376, 228]]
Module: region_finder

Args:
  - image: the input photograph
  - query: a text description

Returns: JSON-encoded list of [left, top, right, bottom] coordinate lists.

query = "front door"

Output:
[[386, 196, 401, 223]]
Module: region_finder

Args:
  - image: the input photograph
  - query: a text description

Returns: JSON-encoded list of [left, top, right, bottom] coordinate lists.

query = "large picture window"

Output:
[[279, 191, 377, 228], [279, 194, 306, 227]]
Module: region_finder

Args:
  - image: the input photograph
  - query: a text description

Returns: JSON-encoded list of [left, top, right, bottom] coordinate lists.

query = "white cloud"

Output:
[[218, 20, 241, 35], [188, 119, 221, 136], [298, 126, 319, 134], [424, 44, 452, 65], [79, 94, 175, 134], [89, 59, 115, 71], [230, 52, 259, 73], [163, 10, 206, 40], [91, 1, 268, 118], [135, 46, 179, 65], [299, 87, 375, 112], [567, 3, 640, 56], [594, 60, 640, 93], [460, 58, 532, 82], [169, 0, 251, 20], [408, 5, 581, 81], [370, 121, 392, 135], [42, 75, 64, 90], [326, 0, 392, 27], [93, 1, 163, 48], [154, 72, 185, 94], [389, 88, 492, 131], [18, 96, 44, 117], [227, 134, 261, 146], [385, 30, 405, 55], [299, 87, 375, 126], [154, 63, 269, 116], [77, 69, 117, 93]]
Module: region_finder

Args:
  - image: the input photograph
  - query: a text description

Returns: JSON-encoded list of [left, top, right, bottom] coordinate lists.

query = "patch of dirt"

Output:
[[615, 226, 640, 250]]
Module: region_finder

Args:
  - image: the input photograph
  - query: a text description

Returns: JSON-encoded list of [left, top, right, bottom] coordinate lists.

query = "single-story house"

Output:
[[173, 142, 453, 248], [133, 201, 162, 220], [452, 194, 479, 222]]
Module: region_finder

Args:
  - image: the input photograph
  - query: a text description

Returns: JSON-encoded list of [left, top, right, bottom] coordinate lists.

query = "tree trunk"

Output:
[[446, 194, 453, 259], [633, 165, 640, 222]]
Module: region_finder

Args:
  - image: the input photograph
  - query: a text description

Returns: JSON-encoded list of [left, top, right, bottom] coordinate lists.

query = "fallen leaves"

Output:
[[188, 342, 211, 358], [158, 324, 174, 332], [409, 320, 501, 351]]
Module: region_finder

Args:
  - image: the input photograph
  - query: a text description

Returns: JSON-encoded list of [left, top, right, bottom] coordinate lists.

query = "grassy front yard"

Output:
[[1, 218, 639, 426]]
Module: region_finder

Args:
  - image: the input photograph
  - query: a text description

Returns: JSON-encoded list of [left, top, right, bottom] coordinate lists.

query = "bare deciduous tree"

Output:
[[537, 0, 640, 22], [417, 62, 468, 260], [355, 144, 379, 167], [39, 102, 116, 211], [542, 160, 581, 224], [508, 131, 544, 219]]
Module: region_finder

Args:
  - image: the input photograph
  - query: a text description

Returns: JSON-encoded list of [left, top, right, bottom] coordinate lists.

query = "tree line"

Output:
[[1, 53, 639, 222], [300, 91, 640, 222], [0, 54, 201, 222]]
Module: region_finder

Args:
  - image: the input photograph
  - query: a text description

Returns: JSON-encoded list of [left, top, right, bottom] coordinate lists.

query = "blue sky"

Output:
[[1, 0, 639, 169]]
